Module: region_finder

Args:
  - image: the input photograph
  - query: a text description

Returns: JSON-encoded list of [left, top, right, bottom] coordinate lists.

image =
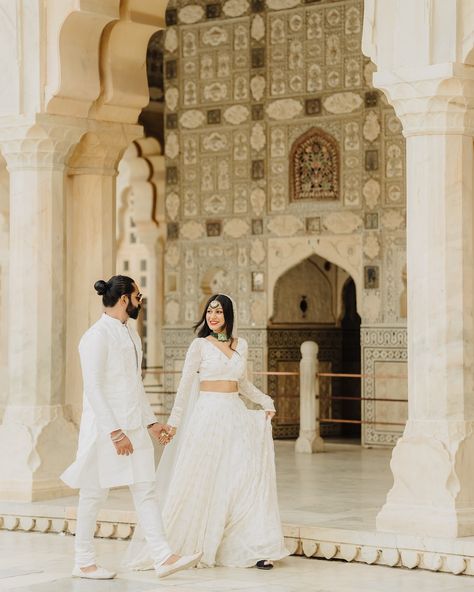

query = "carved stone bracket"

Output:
[[46, 0, 167, 124]]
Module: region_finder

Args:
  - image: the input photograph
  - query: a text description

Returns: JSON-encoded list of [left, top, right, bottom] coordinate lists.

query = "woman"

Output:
[[126, 294, 288, 570]]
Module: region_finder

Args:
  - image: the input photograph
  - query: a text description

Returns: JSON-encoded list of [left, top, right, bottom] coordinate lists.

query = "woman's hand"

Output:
[[165, 426, 177, 439], [158, 425, 177, 445], [265, 410, 276, 420], [149, 423, 168, 443]]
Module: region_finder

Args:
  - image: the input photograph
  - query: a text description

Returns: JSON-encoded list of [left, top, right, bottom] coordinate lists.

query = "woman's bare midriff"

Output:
[[200, 380, 239, 392]]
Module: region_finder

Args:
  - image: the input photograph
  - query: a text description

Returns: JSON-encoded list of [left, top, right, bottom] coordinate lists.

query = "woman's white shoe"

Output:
[[72, 565, 117, 579], [155, 552, 202, 579]]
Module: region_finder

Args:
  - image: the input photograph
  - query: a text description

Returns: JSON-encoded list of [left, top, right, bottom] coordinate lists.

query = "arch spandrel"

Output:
[[363, 0, 474, 71]]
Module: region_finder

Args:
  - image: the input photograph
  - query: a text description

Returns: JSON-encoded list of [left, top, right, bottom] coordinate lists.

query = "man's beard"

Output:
[[126, 301, 141, 320]]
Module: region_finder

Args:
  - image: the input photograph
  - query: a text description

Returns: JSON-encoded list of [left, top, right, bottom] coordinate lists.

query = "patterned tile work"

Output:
[[162, 0, 407, 447]]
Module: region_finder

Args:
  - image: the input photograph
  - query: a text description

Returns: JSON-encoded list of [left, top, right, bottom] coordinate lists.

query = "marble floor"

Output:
[[2, 529, 474, 592], [4, 442, 474, 583], [0, 441, 394, 532], [275, 440, 392, 530]]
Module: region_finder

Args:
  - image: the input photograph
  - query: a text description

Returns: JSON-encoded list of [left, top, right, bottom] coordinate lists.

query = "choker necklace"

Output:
[[210, 331, 230, 342]]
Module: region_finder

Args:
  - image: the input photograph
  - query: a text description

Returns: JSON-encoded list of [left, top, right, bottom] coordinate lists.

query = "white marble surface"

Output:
[[4, 443, 474, 577], [1, 529, 474, 592], [0, 442, 391, 531], [363, 0, 474, 539]]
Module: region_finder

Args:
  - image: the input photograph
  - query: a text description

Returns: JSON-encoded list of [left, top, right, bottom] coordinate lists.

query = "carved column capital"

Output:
[[0, 114, 86, 171], [373, 63, 474, 136]]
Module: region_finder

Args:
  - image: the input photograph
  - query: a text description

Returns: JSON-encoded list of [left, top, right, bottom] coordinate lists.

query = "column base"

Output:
[[0, 405, 78, 502], [0, 479, 75, 502], [377, 502, 474, 539], [295, 430, 324, 453], [376, 424, 474, 537]]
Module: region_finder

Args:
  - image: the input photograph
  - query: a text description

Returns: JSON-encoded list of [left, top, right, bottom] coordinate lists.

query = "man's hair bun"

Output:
[[94, 280, 108, 296], [94, 275, 135, 307]]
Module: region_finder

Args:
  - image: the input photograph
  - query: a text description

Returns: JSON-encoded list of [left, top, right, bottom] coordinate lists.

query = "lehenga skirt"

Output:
[[162, 391, 289, 567]]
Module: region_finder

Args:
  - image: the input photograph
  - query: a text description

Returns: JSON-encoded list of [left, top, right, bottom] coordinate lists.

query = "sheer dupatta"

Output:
[[124, 295, 238, 569]]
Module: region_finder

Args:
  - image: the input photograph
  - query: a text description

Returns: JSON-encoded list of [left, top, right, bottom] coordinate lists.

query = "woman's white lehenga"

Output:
[[125, 329, 289, 569]]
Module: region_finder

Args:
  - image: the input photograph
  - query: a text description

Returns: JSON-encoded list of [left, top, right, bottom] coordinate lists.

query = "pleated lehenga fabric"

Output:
[[124, 335, 289, 570], [162, 391, 288, 567]]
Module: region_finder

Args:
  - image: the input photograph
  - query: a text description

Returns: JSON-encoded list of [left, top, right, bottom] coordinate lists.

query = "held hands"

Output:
[[160, 425, 177, 445], [265, 410, 276, 420], [148, 423, 177, 446]]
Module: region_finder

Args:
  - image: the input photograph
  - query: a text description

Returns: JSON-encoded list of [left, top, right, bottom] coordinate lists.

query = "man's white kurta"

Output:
[[61, 313, 157, 489]]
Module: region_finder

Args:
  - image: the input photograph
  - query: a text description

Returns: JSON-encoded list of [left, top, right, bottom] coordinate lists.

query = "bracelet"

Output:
[[112, 433, 126, 444], [111, 431, 125, 442]]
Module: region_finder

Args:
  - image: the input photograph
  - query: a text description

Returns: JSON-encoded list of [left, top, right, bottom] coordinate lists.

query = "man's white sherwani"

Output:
[[61, 312, 172, 570], [62, 313, 157, 489]]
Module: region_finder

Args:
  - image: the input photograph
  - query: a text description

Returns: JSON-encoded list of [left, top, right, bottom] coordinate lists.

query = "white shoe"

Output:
[[155, 552, 203, 579], [72, 565, 117, 579]]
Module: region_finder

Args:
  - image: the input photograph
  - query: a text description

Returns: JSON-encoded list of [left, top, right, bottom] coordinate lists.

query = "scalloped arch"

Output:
[[267, 236, 363, 322]]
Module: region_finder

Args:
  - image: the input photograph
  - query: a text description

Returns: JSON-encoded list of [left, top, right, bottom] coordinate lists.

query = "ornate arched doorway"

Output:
[[268, 254, 361, 440]]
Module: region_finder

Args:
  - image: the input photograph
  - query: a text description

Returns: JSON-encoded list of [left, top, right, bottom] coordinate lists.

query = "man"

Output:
[[61, 275, 201, 579]]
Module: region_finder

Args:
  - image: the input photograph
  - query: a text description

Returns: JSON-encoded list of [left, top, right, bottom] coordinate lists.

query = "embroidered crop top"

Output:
[[167, 337, 276, 427]]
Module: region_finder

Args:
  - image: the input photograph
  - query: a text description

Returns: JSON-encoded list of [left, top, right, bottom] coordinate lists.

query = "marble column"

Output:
[[0, 155, 9, 420], [296, 341, 324, 454], [133, 145, 166, 369], [65, 125, 141, 425], [0, 117, 141, 501], [373, 66, 474, 537], [0, 115, 84, 501]]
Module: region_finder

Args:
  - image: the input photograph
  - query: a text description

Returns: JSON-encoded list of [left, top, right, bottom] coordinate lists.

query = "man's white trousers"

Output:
[[75, 481, 172, 569]]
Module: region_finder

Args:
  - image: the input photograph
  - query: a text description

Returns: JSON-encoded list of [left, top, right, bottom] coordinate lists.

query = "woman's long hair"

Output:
[[193, 294, 237, 350]]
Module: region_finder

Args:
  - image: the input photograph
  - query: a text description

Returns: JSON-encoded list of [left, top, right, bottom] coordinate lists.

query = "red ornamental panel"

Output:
[[290, 128, 340, 202]]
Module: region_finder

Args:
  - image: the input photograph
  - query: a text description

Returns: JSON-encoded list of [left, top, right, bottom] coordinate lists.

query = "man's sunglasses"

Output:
[[127, 292, 143, 303]]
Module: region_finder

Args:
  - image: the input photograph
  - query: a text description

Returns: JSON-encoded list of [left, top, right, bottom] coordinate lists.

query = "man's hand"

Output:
[[113, 435, 134, 456]]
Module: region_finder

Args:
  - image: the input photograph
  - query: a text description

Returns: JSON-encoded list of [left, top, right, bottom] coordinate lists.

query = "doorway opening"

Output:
[[267, 254, 361, 442]]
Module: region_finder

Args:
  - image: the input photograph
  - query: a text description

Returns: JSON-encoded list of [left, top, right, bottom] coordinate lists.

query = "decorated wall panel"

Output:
[[361, 327, 407, 446], [162, 0, 407, 446]]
